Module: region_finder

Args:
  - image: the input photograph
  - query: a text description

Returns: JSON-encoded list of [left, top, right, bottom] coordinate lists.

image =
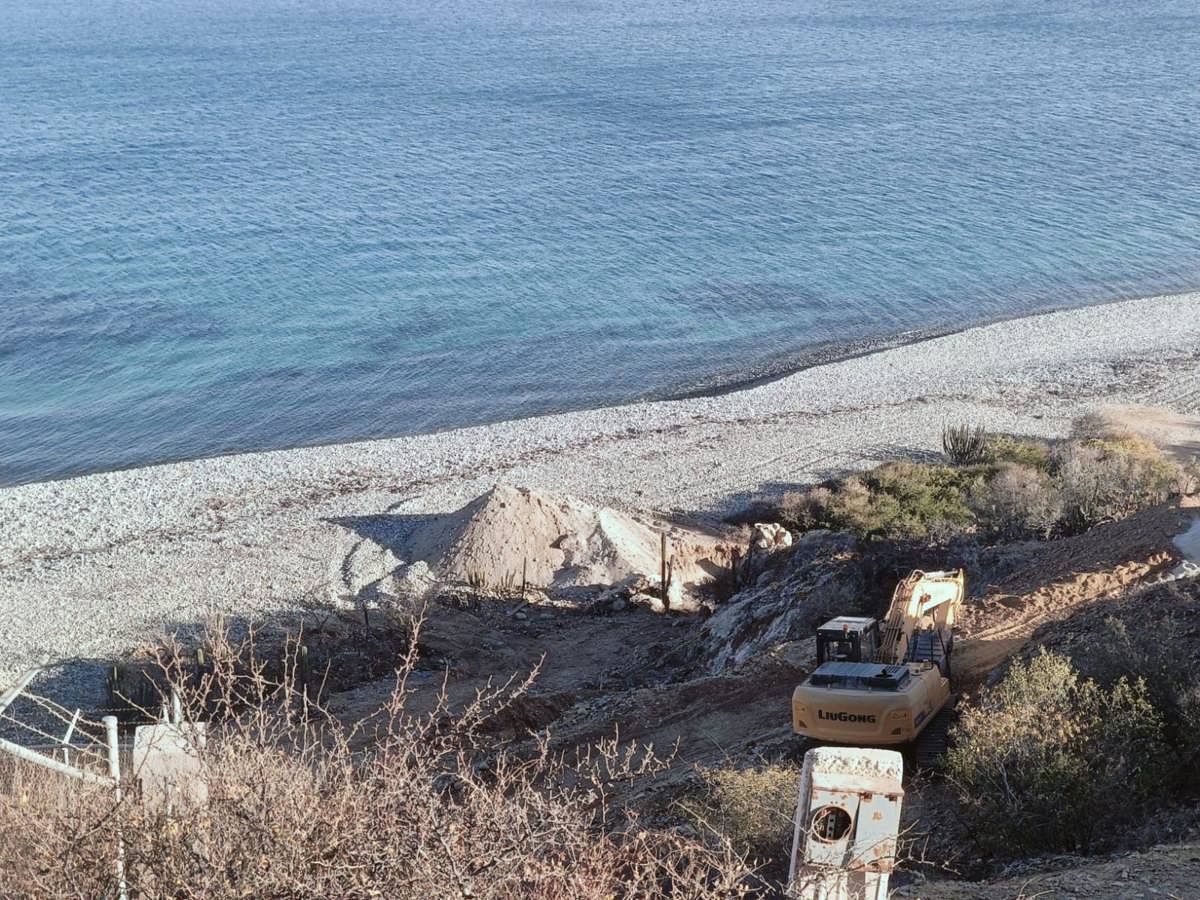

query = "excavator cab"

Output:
[[814, 617, 881, 665]]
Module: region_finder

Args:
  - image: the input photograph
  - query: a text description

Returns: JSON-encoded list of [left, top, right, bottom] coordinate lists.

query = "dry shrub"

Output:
[[1069, 411, 1112, 440], [972, 463, 1062, 541], [0, 618, 756, 899], [681, 763, 799, 862], [109, 602, 425, 724], [946, 650, 1169, 856], [776, 488, 832, 533], [0, 764, 122, 897], [1054, 433, 1180, 532]]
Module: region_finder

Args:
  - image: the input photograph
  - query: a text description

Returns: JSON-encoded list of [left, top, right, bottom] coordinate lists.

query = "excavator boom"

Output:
[[876, 569, 964, 670]]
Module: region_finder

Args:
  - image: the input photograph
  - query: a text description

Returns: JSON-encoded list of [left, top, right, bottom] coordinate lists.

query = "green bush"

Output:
[[771, 429, 1182, 545], [782, 462, 983, 541], [985, 434, 1052, 471], [946, 650, 1169, 855], [1088, 611, 1200, 779]]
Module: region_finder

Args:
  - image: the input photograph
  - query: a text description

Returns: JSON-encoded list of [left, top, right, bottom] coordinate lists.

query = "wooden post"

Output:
[[661, 532, 670, 611], [521, 558, 528, 601], [298, 644, 310, 703], [194, 648, 207, 713]]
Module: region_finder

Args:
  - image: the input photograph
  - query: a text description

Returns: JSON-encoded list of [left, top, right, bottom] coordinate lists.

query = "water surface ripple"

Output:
[[3, 0, 1200, 483]]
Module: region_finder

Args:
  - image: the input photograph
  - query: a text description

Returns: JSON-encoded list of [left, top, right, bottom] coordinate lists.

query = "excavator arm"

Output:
[[875, 570, 965, 668]]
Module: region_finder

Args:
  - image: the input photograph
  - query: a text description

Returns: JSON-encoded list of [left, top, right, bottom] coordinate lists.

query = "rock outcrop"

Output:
[[694, 530, 863, 674]]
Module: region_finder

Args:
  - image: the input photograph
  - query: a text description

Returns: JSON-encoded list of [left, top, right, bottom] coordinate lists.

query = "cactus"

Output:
[[942, 423, 990, 465]]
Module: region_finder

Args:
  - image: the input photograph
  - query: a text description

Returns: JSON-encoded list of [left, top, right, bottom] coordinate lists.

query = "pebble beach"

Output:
[[3, 292, 1200, 680]]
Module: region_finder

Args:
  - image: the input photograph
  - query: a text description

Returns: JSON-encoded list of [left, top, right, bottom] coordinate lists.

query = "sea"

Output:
[[3, 0, 1200, 485]]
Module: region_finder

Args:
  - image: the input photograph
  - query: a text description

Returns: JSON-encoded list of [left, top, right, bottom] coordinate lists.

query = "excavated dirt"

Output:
[[393, 484, 734, 592], [322, 493, 1200, 893], [1023, 574, 1200, 678], [954, 502, 1193, 691], [327, 597, 806, 773], [893, 841, 1200, 899]]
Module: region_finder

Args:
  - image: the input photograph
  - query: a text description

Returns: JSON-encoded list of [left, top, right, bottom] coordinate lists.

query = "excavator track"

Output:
[[913, 696, 958, 770]]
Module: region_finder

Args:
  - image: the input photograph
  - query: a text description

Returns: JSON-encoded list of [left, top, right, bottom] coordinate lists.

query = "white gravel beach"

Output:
[[2, 293, 1200, 680]]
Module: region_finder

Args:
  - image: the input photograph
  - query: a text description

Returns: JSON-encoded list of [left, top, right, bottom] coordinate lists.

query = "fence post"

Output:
[[0, 669, 40, 716], [61, 708, 81, 766], [103, 716, 129, 900], [298, 644, 310, 703]]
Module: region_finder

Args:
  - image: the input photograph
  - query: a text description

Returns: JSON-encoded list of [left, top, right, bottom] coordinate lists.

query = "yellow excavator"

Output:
[[791, 569, 964, 763]]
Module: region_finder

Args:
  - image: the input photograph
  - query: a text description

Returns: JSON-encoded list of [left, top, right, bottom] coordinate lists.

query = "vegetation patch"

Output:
[[3, 620, 757, 898], [945, 649, 1182, 856], [1055, 433, 1182, 532], [985, 433, 1053, 471], [680, 762, 800, 862], [759, 421, 1186, 544], [778, 462, 982, 542], [1048, 580, 1200, 793]]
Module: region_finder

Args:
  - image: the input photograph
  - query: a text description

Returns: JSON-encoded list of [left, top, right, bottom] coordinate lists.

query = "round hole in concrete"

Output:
[[811, 805, 853, 843]]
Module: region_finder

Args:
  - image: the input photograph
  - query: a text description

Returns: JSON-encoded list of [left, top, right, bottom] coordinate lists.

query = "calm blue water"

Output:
[[3, 0, 1200, 485]]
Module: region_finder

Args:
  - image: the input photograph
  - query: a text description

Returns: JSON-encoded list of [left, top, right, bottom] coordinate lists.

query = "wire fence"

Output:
[[0, 666, 120, 785]]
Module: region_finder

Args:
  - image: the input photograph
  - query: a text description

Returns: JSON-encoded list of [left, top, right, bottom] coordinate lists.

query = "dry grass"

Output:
[[0, 615, 757, 898], [681, 763, 799, 862]]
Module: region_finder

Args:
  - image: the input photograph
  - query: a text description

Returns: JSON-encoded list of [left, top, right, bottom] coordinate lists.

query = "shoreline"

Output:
[[658, 289, 1187, 403], [0, 323, 950, 491], [2, 292, 1186, 491], [2, 291, 1200, 678]]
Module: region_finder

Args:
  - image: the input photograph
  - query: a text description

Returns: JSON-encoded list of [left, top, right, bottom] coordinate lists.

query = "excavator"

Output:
[[791, 569, 964, 764]]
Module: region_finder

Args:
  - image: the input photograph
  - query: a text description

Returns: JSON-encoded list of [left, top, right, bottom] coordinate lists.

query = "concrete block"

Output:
[[132, 722, 208, 810], [788, 746, 904, 900]]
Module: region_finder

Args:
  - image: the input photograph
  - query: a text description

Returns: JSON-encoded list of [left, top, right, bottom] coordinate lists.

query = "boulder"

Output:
[[752, 522, 794, 552]]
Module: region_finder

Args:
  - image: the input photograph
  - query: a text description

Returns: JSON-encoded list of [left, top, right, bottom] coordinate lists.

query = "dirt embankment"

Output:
[[955, 501, 1193, 690], [392, 484, 734, 592], [321, 474, 1200, 892], [333, 489, 1197, 768]]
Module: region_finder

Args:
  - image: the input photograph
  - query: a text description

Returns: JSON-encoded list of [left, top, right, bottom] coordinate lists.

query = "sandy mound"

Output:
[[398, 485, 729, 592], [1093, 403, 1200, 464]]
